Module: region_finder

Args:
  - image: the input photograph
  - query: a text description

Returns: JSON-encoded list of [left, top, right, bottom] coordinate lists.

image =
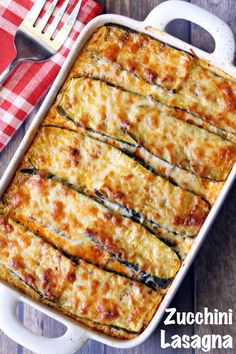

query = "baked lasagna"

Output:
[[1, 25, 236, 339]]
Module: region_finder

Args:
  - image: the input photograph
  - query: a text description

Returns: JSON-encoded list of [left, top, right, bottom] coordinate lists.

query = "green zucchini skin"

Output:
[[85, 230, 171, 289]]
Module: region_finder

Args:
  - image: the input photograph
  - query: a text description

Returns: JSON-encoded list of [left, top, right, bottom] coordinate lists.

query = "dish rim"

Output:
[[0, 1, 235, 352]]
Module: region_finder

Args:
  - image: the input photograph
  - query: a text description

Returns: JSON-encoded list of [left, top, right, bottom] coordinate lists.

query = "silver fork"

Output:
[[0, 0, 82, 85]]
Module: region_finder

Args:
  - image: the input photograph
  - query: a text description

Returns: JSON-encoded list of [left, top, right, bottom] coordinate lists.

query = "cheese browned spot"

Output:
[[42, 268, 58, 301], [12, 256, 24, 271], [0, 215, 14, 233], [0, 213, 161, 333], [26, 126, 210, 236], [96, 299, 119, 321]]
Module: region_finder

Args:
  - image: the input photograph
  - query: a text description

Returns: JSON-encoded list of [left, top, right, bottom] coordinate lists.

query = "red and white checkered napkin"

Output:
[[0, 0, 102, 152]]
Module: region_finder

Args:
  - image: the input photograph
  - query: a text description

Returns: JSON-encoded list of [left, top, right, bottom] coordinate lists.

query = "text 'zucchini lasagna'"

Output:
[[1, 25, 236, 339]]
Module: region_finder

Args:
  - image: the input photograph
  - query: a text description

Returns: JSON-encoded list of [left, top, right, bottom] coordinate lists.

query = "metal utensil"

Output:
[[0, 0, 82, 85]]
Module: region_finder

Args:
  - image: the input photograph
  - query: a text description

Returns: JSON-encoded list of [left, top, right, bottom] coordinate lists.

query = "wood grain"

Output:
[[191, 2, 236, 354], [192, 0, 236, 58], [0, 1, 235, 353]]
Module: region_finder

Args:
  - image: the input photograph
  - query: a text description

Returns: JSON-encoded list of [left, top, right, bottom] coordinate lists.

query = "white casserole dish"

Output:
[[0, 1, 235, 353]]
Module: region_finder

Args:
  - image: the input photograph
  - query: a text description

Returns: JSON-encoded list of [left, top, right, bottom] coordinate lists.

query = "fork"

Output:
[[0, 0, 82, 85]]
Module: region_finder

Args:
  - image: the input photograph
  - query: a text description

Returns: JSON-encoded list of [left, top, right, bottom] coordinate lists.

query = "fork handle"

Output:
[[0, 57, 21, 85]]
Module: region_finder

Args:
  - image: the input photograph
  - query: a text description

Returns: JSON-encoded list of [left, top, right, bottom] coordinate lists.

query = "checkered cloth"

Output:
[[0, 0, 102, 152]]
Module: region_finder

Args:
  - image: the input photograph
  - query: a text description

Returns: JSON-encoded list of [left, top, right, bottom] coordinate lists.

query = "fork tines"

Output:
[[21, 0, 82, 48]]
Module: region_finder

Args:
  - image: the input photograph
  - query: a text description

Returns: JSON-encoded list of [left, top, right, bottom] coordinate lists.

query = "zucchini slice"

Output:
[[86, 25, 193, 91], [81, 25, 236, 135], [44, 107, 224, 205], [57, 77, 236, 181], [25, 126, 210, 236], [0, 212, 161, 333], [5, 172, 181, 289], [70, 51, 236, 144]]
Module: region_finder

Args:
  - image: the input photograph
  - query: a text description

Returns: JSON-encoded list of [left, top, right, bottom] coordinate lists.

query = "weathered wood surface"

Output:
[[0, 1, 235, 353]]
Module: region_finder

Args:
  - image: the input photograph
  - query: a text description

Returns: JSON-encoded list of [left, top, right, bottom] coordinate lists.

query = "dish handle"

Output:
[[0, 285, 89, 354], [144, 0, 235, 65]]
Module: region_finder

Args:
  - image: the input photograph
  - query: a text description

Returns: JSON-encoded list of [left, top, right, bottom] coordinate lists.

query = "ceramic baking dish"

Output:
[[0, 1, 235, 353]]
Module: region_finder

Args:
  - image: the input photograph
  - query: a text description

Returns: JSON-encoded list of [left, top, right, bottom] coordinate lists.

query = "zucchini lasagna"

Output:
[[1, 25, 236, 339]]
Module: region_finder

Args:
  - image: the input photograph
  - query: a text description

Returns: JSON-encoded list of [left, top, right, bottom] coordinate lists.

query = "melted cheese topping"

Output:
[[73, 52, 236, 144], [134, 145, 224, 205], [5, 174, 180, 283], [0, 213, 160, 333], [83, 26, 236, 134], [45, 107, 224, 205], [58, 77, 236, 181], [86, 26, 192, 91], [26, 126, 209, 236]]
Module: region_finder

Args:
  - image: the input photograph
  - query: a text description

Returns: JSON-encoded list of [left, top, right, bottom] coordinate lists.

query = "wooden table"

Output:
[[0, 1, 236, 353]]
